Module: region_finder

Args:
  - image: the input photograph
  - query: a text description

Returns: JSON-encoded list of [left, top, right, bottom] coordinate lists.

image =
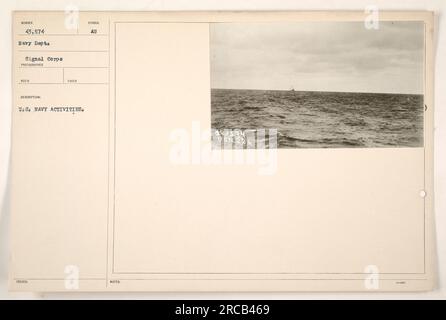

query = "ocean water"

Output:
[[211, 89, 424, 148]]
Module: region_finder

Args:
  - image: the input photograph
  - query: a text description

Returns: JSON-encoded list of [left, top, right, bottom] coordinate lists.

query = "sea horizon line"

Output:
[[211, 88, 423, 96]]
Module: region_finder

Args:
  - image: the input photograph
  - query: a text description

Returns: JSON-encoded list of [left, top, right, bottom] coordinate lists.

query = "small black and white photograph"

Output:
[[210, 21, 425, 148]]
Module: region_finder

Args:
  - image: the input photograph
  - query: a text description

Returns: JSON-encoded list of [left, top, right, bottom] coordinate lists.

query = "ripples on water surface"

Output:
[[211, 89, 424, 148]]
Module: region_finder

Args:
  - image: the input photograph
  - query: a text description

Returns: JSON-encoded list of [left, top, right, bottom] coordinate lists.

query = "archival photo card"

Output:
[[9, 11, 435, 293], [210, 22, 425, 149]]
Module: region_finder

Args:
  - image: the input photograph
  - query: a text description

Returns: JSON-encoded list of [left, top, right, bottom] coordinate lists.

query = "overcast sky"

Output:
[[210, 22, 424, 94]]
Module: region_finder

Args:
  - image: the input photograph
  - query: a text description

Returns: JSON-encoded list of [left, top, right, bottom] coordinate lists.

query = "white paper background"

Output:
[[0, 0, 445, 299]]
